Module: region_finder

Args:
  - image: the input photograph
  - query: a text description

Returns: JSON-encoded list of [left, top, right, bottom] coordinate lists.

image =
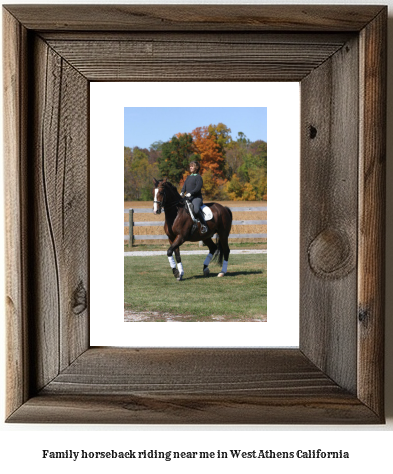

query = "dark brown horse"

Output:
[[153, 178, 232, 280]]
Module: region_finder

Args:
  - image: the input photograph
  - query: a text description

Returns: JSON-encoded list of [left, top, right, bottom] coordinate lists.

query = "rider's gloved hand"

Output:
[[180, 192, 184, 197], [186, 193, 192, 198]]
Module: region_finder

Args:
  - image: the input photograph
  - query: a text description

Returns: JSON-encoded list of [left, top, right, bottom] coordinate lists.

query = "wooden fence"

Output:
[[124, 206, 267, 248]]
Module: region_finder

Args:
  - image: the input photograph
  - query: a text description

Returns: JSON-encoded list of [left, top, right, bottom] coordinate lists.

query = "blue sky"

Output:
[[124, 107, 267, 149]]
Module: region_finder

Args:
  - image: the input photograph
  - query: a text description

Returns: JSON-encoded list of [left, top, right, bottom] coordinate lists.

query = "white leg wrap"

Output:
[[221, 260, 228, 274], [177, 262, 184, 275], [168, 255, 176, 269], [204, 253, 213, 266]]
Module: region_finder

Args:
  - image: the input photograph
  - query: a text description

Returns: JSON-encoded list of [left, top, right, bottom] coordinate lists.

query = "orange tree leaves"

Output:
[[185, 123, 231, 199], [127, 123, 267, 201]]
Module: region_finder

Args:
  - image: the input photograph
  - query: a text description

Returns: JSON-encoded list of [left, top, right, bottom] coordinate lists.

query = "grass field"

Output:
[[124, 253, 267, 322]]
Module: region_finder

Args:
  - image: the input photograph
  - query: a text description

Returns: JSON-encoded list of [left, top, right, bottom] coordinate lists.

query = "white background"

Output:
[[1, 1, 392, 473], [90, 82, 300, 347]]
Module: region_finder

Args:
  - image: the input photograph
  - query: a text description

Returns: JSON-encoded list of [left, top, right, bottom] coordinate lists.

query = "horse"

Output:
[[153, 178, 233, 281]]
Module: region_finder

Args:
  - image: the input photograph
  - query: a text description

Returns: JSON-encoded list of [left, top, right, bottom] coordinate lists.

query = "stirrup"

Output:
[[200, 223, 208, 234]]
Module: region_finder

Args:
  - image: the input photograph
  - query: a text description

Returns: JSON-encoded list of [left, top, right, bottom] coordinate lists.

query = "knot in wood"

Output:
[[358, 307, 370, 325], [72, 281, 87, 315], [309, 125, 317, 139], [308, 228, 355, 279]]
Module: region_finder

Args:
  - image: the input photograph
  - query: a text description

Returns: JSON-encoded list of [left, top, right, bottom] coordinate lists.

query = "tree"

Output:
[[124, 126, 267, 202], [124, 146, 134, 200], [236, 131, 249, 145], [248, 140, 267, 171], [207, 123, 232, 151], [150, 140, 163, 151], [191, 125, 228, 184], [223, 132, 252, 180], [157, 133, 194, 186], [223, 174, 244, 201], [124, 147, 158, 200], [225, 142, 244, 180], [241, 182, 257, 201], [248, 167, 267, 200], [148, 140, 163, 165], [200, 168, 225, 200]]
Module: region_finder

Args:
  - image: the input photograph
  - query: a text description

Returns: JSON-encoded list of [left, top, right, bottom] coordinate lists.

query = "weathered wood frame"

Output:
[[3, 5, 386, 424]]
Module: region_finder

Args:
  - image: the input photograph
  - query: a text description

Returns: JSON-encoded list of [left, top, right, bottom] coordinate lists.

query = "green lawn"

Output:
[[124, 254, 267, 319]]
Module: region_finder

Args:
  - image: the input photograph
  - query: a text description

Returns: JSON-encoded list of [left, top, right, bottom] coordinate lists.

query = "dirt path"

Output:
[[125, 310, 266, 322]]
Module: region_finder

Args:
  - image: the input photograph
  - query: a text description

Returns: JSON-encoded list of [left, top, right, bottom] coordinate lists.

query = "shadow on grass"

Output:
[[187, 270, 264, 280]]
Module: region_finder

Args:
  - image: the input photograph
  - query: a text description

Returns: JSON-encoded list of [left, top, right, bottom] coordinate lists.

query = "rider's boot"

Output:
[[197, 211, 208, 234]]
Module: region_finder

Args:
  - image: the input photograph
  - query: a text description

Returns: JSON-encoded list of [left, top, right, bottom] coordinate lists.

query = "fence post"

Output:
[[129, 208, 134, 248]]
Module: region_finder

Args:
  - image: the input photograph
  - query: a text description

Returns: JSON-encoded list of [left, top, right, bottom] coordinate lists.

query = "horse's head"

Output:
[[153, 178, 181, 214], [153, 178, 167, 215]]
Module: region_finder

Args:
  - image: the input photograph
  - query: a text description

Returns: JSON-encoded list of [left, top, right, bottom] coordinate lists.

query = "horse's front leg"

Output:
[[167, 236, 185, 281], [174, 247, 184, 281]]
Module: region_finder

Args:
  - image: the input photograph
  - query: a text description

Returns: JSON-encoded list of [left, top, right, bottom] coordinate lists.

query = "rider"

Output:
[[180, 161, 208, 234]]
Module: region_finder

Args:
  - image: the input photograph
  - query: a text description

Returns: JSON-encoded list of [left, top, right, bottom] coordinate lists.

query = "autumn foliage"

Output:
[[191, 126, 226, 179], [124, 123, 267, 201]]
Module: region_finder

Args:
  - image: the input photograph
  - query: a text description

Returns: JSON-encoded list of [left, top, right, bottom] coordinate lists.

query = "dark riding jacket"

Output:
[[181, 174, 203, 199]]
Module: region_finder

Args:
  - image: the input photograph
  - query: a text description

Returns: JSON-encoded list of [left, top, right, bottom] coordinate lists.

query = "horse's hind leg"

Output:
[[217, 233, 230, 277], [202, 238, 218, 277]]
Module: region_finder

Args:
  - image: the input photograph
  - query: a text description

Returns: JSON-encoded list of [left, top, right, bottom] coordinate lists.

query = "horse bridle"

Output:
[[153, 186, 166, 213], [154, 184, 183, 213]]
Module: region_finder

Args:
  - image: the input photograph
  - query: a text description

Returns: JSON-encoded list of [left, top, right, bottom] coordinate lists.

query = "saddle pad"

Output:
[[201, 205, 213, 221]]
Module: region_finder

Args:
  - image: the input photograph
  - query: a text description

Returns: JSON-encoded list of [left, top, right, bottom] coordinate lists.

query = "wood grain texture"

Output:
[[9, 392, 379, 425], [27, 36, 89, 391], [357, 9, 387, 417], [3, 8, 29, 417], [40, 31, 354, 44], [7, 348, 379, 424], [3, 5, 384, 31], [300, 36, 359, 394], [3, 5, 386, 424], [46, 37, 349, 81]]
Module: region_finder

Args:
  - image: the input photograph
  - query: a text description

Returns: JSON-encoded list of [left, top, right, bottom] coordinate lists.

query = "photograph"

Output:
[[90, 82, 299, 348], [124, 107, 267, 322]]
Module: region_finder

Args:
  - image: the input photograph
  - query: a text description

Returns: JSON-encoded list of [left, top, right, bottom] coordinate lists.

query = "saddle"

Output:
[[185, 202, 213, 221], [185, 201, 212, 234], [201, 205, 213, 221]]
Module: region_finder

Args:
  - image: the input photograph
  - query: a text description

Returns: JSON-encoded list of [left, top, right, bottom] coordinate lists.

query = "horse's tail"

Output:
[[212, 239, 223, 265], [212, 206, 233, 266]]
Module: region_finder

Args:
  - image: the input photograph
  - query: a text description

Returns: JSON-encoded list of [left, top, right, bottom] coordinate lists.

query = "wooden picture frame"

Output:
[[3, 5, 386, 424]]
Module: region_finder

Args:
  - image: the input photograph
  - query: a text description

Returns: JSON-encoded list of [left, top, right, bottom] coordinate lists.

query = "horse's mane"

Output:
[[163, 180, 178, 193], [160, 179, 184, 205]]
